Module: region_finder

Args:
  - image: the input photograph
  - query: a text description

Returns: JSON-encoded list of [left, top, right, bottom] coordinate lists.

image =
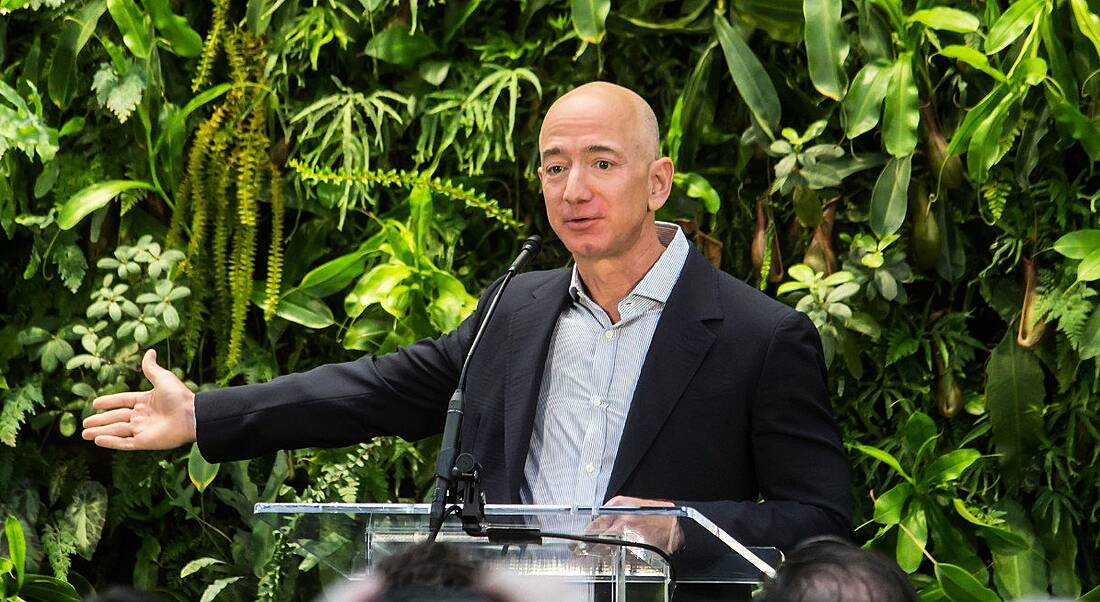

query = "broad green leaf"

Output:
[[48, 0, 107, 108], [365, 25, 436, 65], [427, 271, 475, 332], [1035, 510, 1080, 598], [714, 13, 782, 139], [920, 449, 980, 489], [985, 0, 1045, 54], [344, 263, 414, 319], [897, 503, 927, 572], [928, 504, 987, 577], [145, 0, 202, 57], [903, 411, 937, 458], [966, 88, 1017, 182], [883, 54, 919, 157], [986, 335, 1044, 488], [253, 288, 335, 329], [873, 482, 912, 525], [5, 515, 25, 589], [735, 0, 805, 43], [1053, 229, 1100, 259], [133, 535, 160, 591], [852, 443, 913, 482], [907, 8, 980, 32], [19, 576, 81, 602], [845, 311, 881, 338], [990, 499, 1047, 599], [58, 180, 155, 230], [409, 186, 433, 256], [1077, 247, 1100, 282], [154, 83, 231, 155], [869, 154, 911, 237], [65, 481, 107, 559], [297, 250, 371, 297], [803, 0, 849, 100], [1070, 0, 1100, 59], [673, 172, 721, 213], [940, 45, 1007, 82], [1039, 14, 1077, 104], [1085, 585, 1100, 601], [180, 556, 225, 581], [343, 316, 392, 351], [842, 60, 891, 138], [107, 0, 154, 58], [1046, 87, 1100, 161], [188, 442, 219, 492], [200, 577, 241, 602], [947, 84, 1009, 155], [572, 0, 611, 44], [936, 563, 1000, 602]]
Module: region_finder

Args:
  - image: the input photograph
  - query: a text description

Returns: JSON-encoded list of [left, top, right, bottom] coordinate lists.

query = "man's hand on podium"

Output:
[[81, 349, 197, 451], [588, 496, 685, 555]]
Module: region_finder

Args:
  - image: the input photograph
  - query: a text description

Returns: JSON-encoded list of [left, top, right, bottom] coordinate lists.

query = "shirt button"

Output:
[[585, 463, 595, 474], [604, 329, 614, 339], [592, 397, 601, 407]]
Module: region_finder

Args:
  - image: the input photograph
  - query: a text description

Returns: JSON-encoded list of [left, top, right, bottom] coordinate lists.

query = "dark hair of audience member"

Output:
[[756, 536, 918, 602], [372, 542, 509, 602]]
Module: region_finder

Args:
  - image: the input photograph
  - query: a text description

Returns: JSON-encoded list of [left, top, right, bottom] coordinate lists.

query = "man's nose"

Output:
[[562, 166, 591, 204]]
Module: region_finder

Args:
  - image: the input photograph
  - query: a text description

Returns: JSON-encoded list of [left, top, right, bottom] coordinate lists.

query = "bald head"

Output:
[[540, 82, 661, 161]]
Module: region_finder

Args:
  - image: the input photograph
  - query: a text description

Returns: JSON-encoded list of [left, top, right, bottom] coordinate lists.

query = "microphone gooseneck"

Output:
[[429, 234, 543, 539]]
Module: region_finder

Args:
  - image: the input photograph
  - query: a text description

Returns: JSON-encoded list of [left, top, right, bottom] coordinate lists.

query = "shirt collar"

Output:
[[568, 222, 690, 304]]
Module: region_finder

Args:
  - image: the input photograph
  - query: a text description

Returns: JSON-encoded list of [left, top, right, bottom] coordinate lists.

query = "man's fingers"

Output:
[[82, 422, 133, 440], [141, 349, 176, 387], [93, 435, 135, 451], [93, 391, 146, 410], [82, 407, 134, 428]]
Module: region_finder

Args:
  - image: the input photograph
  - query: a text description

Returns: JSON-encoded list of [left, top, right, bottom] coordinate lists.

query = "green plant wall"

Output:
[[1, 0, 1099, 599]]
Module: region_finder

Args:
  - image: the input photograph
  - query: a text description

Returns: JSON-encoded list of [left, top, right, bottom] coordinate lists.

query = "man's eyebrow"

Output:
[[584, 144, 624, 156], [540, 147, 563, 160]]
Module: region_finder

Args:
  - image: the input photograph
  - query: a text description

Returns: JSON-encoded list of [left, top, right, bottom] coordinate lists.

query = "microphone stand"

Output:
[[428, 235, 542, 540]]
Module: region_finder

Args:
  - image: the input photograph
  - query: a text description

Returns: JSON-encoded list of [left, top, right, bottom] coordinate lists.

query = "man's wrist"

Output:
[[184, 390, 198, 444]]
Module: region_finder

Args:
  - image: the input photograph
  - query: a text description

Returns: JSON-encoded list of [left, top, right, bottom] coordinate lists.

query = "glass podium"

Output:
[[254, 503, 781, 601]]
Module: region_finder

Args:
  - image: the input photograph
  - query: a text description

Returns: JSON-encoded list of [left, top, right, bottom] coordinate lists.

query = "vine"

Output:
[[288, 160, 525, 233]]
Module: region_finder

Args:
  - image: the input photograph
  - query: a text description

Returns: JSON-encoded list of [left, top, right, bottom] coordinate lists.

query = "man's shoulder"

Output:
[[698, 258, 806, 332]]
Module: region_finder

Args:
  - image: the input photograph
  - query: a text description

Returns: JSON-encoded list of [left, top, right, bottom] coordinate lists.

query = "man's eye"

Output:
[[596, 160, 612, 170], [547, 165, 565, 175]]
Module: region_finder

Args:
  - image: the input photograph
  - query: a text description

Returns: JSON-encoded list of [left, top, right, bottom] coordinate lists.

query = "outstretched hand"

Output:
[[81, 349, 197, 451]]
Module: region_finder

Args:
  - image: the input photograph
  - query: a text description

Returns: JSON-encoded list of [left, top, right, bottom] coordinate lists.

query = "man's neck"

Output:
[[575, 237, 667, 324]]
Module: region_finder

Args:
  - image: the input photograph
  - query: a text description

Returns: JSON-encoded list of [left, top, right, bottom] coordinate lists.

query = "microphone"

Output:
[[429, 234, 543, 538], [508, 235, 542, 274]]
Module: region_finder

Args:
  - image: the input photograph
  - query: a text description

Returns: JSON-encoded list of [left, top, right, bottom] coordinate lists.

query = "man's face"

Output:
[[537, 91, 667, 263]]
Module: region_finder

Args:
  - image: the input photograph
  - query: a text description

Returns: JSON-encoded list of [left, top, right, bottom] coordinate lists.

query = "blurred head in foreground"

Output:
[[318, 542, 583, 602], [756, 536, 918, 602]]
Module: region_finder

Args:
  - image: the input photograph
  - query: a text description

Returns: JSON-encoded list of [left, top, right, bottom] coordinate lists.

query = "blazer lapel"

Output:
[[605, 249, 723, 498], [503, 270, 572, 500]]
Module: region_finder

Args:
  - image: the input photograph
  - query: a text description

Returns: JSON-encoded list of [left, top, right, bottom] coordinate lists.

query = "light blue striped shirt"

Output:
[[521, 222, 690, 507]]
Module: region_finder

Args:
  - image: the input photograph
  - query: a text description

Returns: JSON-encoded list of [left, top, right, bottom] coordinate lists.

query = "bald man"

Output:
[[83, 82, 850, 564]]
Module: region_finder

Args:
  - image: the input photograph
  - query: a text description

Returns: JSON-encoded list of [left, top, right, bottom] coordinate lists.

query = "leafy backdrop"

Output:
[[1, 0, 1099, 600]]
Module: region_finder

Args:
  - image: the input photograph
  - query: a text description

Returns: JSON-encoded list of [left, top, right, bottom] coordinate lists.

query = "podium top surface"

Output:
[[254, 502, 779, 581]]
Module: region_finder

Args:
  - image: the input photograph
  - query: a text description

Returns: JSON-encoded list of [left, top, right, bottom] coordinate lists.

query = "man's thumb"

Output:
[[141, 349, 174, 386]]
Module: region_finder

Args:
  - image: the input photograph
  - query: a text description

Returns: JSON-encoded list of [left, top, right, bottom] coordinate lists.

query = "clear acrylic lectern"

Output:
[[254, 503, 781, 601]]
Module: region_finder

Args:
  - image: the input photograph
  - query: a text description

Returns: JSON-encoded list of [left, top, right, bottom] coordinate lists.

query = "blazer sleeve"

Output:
[[195, 289, 491, 463], [678, 311, 851, 553]]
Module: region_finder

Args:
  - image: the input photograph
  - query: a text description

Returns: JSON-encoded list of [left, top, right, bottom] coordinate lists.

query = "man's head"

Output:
[[537, 82, 673, 264], [756, 537, 918, 602]]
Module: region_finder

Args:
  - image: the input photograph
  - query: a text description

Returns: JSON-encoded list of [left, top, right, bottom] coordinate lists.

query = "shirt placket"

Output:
[[572, 302, 617, 507]]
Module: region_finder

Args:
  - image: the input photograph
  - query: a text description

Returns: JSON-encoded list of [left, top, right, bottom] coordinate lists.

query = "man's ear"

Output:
[[647, 157, 674, 212], [537, 165, 545, 185]]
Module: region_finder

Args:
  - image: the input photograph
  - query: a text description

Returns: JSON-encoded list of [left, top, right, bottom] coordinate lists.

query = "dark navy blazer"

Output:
[[196, 246, 851, 551]]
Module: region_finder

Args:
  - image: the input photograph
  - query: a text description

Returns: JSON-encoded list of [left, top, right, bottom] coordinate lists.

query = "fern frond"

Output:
[[264, 162, 285, 322], [288, 160, 525, 232], [191, 0, 231, 92], [0, 381, 45, 447], [1036, 267, 1098, 349]]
